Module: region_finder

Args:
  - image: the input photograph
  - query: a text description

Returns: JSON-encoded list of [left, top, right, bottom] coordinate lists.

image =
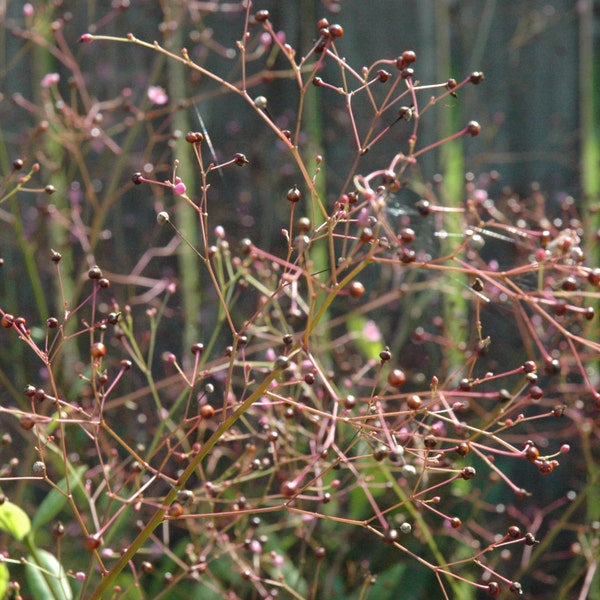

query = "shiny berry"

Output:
[[286, 185, 302, 203], [388, 369, 407, 387], [255, 9, 270, 22], [348, 281, 365, 298], [90, 342, 106, 358]]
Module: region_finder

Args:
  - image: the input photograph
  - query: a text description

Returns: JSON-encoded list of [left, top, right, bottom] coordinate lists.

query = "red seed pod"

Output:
[[450, 517, 462, 529], [1, 314, 14, 328], [13, 158, 24, 170], [131, 172, 143, 185], [316, 18, 329, 29], [312, 77, 323, 86], [348, 281, 365, 298], [383, 528, 399, 545], [280, 480, 297, 498], [387, 368, 407, 387], [400, 227, 415, 242], [377, 70, 391, 82], [461, 466, 476, 480], [395, 50, 417, 70], [487, 582, 500, 596], [446, 78, 457, 90], [379, 348, 392, 362], [20, 415, 36, 430], [168, 502, 184, 517], [329, 24, 344, 38], [508, 525, 521, 539], [416, 199, 431, 216], [360, 227, 374, 243], [456, 442, 470, 456], [90, 342, 106, 359], [254, 9, 270, 22], [85, 535, 102, 551], [466, 120, 481, 136], [200, 405, 215, 419], [407, 395, 422, 410], [529, 385, 543, 400], [588, 268, 600, 286], [233, 153, 249, 166], [400, 67, 414, 79], [459, 378, 472, 391], [185, 131, 204, 144], [141, 561, 154, 574], [524, 445, 539, 462], [401, 50, 417, 64], [423, 435, 437, 449]]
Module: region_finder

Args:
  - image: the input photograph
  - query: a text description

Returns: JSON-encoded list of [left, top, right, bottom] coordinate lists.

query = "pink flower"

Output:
[[41, 73, 60, 88], [147, 85, 168, 105], [363, 320, 382, 342], [23, 3, 35, 17], [173, 181, 186, 195]]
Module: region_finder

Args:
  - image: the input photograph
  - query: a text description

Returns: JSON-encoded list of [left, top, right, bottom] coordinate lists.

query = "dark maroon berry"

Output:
[[255, 9, 270, 22], [329, 24, 344, 38], [416, 199, 431, 216]]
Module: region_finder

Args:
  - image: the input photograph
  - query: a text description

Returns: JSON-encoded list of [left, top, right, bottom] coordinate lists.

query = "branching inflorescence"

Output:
[[1, 3, 598, 600]]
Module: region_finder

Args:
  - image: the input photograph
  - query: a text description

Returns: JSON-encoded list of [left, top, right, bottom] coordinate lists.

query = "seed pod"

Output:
[[470, 71, 484, 84], [255, 10, 270, 22], [286, 185, 302, 203], [387, 369, 406, 387]]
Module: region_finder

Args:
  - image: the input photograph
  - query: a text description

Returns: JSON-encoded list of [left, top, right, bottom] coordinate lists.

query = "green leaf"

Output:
[[25, 548, 72, 600], [32, 465, 87, 531], [0, 500, 32, 541], [0, 562, 9, 598]]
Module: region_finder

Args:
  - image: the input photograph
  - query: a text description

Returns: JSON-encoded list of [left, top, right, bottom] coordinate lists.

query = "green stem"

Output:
[[165, 20, 201, 367], [436, 1, 469, 374]]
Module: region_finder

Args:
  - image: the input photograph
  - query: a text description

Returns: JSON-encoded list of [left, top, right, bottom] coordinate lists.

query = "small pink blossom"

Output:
[[173, 181, 186, 195], [23, 3, 35, 17], [41, 73, 60, 88], [147, 85, 168, 105], [363, 319, 382, 342], [259, 32, 272, 48]]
